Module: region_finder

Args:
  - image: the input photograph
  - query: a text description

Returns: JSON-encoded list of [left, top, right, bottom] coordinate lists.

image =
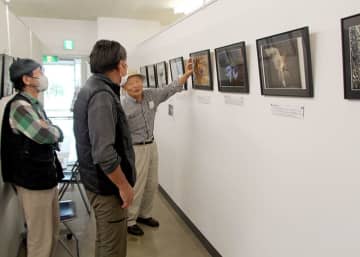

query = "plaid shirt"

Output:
[[9, 92, 63, 144]]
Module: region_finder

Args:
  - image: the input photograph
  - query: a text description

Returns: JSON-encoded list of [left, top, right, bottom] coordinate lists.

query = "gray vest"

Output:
[[73, 74, 136, 196]]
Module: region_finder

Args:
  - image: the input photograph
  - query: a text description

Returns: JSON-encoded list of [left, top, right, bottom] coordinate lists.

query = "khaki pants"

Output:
[[16, 186, 59, 257], [127, 141, 159, 226], [86, 190, 128, 257]]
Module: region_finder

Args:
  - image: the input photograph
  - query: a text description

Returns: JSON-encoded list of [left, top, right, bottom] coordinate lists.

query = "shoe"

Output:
[[127, 224, 144, 236], [136, 217, 160, 227]]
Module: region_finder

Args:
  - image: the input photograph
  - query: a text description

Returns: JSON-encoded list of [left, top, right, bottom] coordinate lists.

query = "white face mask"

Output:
[[38, 75, 49, 92], [32, 75, 49, 92]]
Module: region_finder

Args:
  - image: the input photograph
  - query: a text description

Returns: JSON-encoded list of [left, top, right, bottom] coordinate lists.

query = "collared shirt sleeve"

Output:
[[9, 100, 63, 144], [88, 92, 121, 174], [152, 79, 183, 106]]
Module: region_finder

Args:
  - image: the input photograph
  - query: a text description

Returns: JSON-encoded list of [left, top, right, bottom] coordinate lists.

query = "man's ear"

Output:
[[22, 75, 31, 86]]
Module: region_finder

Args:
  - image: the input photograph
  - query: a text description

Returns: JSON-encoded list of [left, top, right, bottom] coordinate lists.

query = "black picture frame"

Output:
[[140, 66, 149, 88], [169, 56, 187, 90], [146, 64, 157, 88], [2, 55, 15, 97], [256, 27, 313, 97], [342, 13, 360, 99], [190, 49, 213, 90], [156, 61, 168, 88], [0, 54, 4, 98], [215, 42, 249, 93]]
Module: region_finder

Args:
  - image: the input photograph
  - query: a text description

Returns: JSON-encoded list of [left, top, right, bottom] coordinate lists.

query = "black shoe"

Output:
[[127, 224, 144, 236], [136, 217, 160, 227]]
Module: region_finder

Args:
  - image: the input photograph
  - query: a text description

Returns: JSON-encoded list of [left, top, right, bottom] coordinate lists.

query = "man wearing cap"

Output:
[[1, 58, 64, 257], [122, 60, 192, 236]]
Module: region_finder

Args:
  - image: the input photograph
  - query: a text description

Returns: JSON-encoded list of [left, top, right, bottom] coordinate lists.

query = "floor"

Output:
[[18, 183, 211, 257]]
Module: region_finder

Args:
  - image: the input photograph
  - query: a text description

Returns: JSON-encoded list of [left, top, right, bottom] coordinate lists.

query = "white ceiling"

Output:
[[7, 0, 185, 25]]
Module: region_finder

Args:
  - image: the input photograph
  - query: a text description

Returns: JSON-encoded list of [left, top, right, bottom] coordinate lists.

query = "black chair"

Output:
[[58, 161, 91, 215], [58, 200, 80, 257]]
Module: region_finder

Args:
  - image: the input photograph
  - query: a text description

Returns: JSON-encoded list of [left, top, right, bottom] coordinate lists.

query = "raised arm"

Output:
[[153, 59, 193, 105]]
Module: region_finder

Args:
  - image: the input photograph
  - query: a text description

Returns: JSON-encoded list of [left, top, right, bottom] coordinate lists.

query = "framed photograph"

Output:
[[146, 64, 157, 88], [342, 13, 360, 99], [256, 27, 313, 97], [156, 61, 168, 88], [215, 42, 249, 93], [169, 57, 187, 90], [2, 55, 15, 97], [140, 66, 149, 88], [190, 49, 213, 90]]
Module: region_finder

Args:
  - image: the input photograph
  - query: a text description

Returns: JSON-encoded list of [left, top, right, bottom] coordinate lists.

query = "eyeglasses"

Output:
[[24, 67, 44, 79]]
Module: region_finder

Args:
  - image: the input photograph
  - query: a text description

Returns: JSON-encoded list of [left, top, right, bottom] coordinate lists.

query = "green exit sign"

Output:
[[64, 40, 74, 50], [42, 55, 58, 63]]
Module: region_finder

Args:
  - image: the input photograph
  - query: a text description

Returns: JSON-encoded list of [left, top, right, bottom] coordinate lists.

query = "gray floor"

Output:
[[19, 184, 211, 257]]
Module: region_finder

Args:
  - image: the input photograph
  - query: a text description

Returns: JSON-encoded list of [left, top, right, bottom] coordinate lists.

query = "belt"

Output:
[[133, 137, 154, 145]]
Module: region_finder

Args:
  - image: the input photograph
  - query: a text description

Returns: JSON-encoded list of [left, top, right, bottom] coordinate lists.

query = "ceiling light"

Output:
[[172, 0, 204, 15], [4, 0, 11, 3]]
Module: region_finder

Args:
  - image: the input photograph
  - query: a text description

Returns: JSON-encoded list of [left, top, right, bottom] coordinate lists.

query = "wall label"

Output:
[[224, 95, 244, 106], [270, 104, 304, 119], [197, 95, 211, 104]]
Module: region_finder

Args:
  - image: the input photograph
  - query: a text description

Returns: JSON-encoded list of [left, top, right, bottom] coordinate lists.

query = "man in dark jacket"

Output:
[[1, 58, 64, 257], [73, 40, 136, 257]]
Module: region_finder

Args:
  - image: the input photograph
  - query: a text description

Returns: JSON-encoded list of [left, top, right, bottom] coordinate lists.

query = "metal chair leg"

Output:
[[63, 222, 80, 257], [75, 182, 91, 215], [58, 182, 70, 200], [59, 239, 76, 257]]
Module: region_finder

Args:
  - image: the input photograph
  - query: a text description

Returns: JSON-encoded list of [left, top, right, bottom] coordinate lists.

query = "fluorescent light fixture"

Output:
[[172, 0, 204, 15], [4, 0, 11, 3]]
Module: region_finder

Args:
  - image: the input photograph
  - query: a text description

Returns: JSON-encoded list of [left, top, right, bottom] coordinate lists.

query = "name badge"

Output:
[[149, 101, 155, 109]]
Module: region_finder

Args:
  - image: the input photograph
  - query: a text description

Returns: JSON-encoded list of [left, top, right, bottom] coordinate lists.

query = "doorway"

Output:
[[43, 58, 90, 165]]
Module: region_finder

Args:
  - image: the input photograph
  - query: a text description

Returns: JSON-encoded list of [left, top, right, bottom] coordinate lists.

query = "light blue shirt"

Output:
[[121, 80, 182, 144]]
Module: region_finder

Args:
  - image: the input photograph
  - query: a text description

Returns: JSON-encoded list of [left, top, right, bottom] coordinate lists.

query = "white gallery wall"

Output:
[[20, 17, 163, 60], [0, 4, 44, 59], [9, 12, 31, 58], [0, 2, 9, 53], [21, 17, 97, 57], [130, 0, 360, 256], [31, 32, 44, 63], [97, 17, 163, 62]]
